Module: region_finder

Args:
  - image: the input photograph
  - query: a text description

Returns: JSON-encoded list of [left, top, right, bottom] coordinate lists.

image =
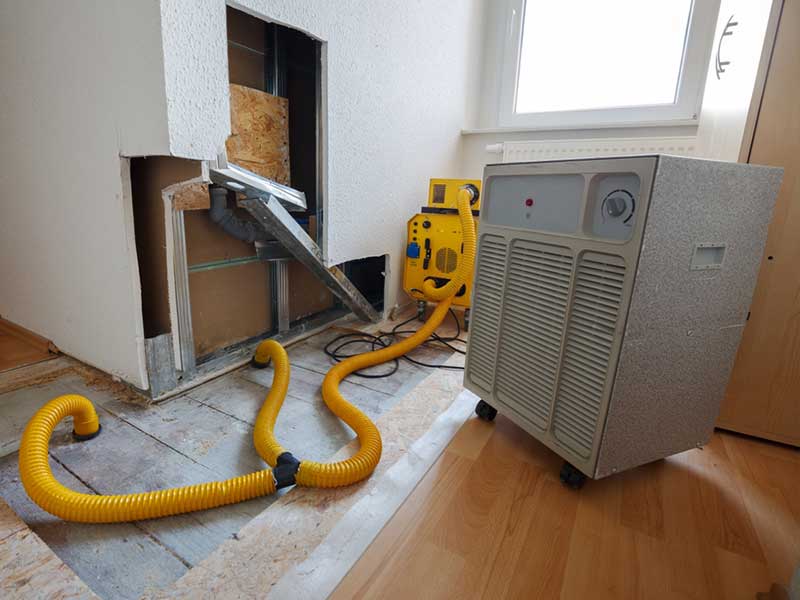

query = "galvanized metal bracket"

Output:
[[241, 195, 381, 323], [210, 163, 307, 212], [144, 333, 178, 397]]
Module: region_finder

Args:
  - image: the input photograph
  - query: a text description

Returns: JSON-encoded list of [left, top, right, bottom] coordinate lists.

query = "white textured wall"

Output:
[[161, 0, 231, 159], [0, 0, 176, 388]]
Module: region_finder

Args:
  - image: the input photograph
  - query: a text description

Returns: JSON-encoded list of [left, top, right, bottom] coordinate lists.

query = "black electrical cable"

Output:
[[323, 308, 468, 378]]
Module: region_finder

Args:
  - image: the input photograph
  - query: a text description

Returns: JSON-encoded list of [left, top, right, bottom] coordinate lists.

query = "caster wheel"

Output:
[[559, 461, 587, 490], [475, 399, 497, 421], [463, 308, 471, 333]]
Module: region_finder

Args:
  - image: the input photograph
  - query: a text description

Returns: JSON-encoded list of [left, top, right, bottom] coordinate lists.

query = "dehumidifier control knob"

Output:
[[603, 190, 634, 219], [422, 220, 431, 229]]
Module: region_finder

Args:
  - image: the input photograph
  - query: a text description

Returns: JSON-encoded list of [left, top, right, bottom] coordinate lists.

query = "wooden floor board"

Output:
[[334, 416, 800, 599], [0, 322, 54, 374]]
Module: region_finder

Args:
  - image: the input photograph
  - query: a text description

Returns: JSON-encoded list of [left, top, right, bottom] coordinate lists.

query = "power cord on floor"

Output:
[[323, 308, 467, 378]]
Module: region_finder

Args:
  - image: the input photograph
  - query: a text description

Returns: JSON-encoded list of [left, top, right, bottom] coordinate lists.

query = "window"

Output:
[[499, 0, 720, 129]]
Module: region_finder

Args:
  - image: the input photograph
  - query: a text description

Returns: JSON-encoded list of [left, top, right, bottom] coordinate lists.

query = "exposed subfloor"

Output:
[[0, 315, 461, 599]]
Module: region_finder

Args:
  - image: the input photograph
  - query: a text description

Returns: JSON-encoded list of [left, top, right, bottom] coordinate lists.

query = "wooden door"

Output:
[[718, 0, 800, 445]]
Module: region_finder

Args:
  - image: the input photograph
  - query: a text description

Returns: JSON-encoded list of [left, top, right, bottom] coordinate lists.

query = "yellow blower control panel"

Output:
[[403, 179, 481, 312]]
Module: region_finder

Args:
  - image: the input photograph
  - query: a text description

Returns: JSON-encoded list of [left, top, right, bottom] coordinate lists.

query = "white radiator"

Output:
[[491, 136, 697, 163]]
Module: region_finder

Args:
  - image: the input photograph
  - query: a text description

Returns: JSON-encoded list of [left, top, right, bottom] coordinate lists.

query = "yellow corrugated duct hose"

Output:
[[19, 187, 477, 522], [19, 395, 277, 523], [421, 187, 477, 301]]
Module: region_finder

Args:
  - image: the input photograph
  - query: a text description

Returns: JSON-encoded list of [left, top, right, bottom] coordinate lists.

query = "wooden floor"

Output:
[[0, 319, 54, 373], [333, 415, 800, 600]]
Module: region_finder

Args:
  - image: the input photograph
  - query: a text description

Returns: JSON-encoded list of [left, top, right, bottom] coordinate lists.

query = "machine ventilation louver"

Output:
[[464, 156, 782, 482], [466, 235, 507, 389], [435, 247, 458, 273], [495, 241, 573, 430], [552, 253, 625, 458]]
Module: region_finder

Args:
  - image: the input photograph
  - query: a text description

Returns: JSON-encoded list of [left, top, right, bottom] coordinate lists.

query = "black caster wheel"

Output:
[[559, 461, 587, 490], [463, 308, 470, 333], [475, 399, 497, 421]]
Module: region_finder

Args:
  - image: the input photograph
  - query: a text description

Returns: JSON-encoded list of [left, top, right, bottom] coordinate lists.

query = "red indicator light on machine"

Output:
[[525, 198, 534, 207]]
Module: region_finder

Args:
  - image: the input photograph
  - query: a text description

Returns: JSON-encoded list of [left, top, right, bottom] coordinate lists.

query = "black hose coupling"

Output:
[[461, 183, 480, 205], [72, 424, 102, 442], [250, 355, 271, 369], [274, 452, 301, 489]]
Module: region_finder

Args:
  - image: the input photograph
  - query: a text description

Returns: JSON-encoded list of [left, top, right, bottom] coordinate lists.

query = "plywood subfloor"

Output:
[[0, 315, 458, 599], [333, 416, 800, 600]]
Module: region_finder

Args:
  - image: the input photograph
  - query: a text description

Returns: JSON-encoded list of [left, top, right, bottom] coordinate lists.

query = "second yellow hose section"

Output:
[[18, 187, 477, 522], [252, 339, 292, 466], [296, 187, 477, 487]]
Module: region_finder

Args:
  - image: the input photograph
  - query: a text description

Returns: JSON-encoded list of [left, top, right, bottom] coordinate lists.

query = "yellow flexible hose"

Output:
[[421, 190, 477, 301], [19, 395, 276, 523], [19, 188, 476, 522]]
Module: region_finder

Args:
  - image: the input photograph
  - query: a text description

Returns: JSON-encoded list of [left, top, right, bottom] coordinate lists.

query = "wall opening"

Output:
[[134, 8, 384, 376], [131, 156, 203, 339]]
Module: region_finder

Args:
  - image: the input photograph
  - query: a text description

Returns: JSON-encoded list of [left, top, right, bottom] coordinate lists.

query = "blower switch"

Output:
[[406, 242, 421, 259]]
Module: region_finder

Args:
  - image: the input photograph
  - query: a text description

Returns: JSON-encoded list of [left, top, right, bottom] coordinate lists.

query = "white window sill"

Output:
[[462, 119, 699, 136]]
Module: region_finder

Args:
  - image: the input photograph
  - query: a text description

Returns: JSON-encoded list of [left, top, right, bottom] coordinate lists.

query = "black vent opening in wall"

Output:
[[343, 256, 386, 311]]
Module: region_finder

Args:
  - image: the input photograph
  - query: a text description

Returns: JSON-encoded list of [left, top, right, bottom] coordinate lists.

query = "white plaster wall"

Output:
[[161, 0, 231, 159], [0, 0, 177, 388]]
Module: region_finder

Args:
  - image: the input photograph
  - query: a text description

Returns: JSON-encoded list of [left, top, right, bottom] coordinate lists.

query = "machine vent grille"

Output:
[[435, 247, 458, 273], [466, 235, 508, 390], [552, 253, 626, 458], [494, 241, 574, 429]]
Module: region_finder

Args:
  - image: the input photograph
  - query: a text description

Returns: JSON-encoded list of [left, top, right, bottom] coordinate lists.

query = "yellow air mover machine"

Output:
[[18, 186, 478, 523], [403, 178, 481, 328]]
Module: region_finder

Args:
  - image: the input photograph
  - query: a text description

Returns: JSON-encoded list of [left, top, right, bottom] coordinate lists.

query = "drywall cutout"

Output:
[[691, 243, 727, 271]]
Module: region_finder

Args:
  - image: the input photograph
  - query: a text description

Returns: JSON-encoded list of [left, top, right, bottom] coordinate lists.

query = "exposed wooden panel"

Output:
[[130, 157, 203, 337], [226, 84, 291, 185], [172, 181, 210, 211], [228, 45, 265, 92], [288, 260, 334, 321], [226, 6, 266, 91], [183, 209, 256, 267], [184, 81, 290, 356], [333, 417, 800, 600], [720, 0, 800, 446], [226, 5, 265, 50], [188, 261, 271, 358], [288, 215, 333, 320], [289, 215, 334, 321]]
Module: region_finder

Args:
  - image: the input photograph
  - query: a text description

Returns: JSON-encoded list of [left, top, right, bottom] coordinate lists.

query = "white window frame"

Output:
[[498, 0, 721, 130]]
